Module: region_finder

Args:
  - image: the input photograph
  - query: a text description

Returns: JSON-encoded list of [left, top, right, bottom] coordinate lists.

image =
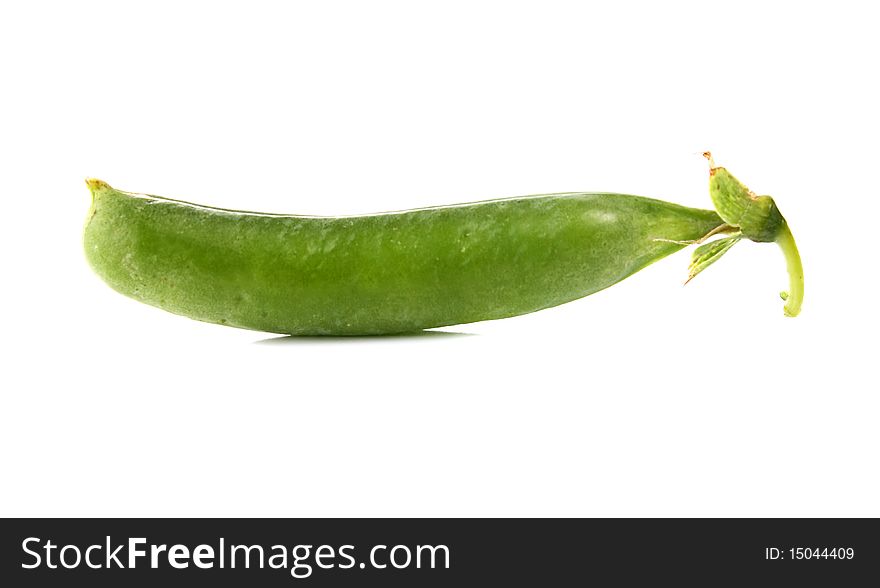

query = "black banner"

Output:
[[1, 519, 876, 585]]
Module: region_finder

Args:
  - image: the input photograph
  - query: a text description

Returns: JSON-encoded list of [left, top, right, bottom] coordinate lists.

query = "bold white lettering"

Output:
[[129, 538, 146, 568], [168, 544, 190, 569], [151, 544, 167, 567], [193, 545, 214, 569]]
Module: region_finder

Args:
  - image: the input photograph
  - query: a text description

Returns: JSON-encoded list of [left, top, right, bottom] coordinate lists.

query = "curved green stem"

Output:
[[776, 223, 803, 317], [703, 154, 804, 317]]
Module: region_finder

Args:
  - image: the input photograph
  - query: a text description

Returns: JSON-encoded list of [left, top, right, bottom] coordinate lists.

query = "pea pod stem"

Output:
[[703, 152, 804, 317], [776, 222, 803, 317]]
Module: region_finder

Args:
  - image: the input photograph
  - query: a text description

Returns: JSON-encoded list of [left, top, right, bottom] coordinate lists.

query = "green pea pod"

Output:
[[82, 157, 802, 335]]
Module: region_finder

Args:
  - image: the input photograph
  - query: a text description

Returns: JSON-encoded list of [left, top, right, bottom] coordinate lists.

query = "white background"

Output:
[[1, 1, 877, 516]]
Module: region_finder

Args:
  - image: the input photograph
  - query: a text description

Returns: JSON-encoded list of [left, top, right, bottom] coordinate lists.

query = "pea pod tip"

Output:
[[85, 178, 111, 192]]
